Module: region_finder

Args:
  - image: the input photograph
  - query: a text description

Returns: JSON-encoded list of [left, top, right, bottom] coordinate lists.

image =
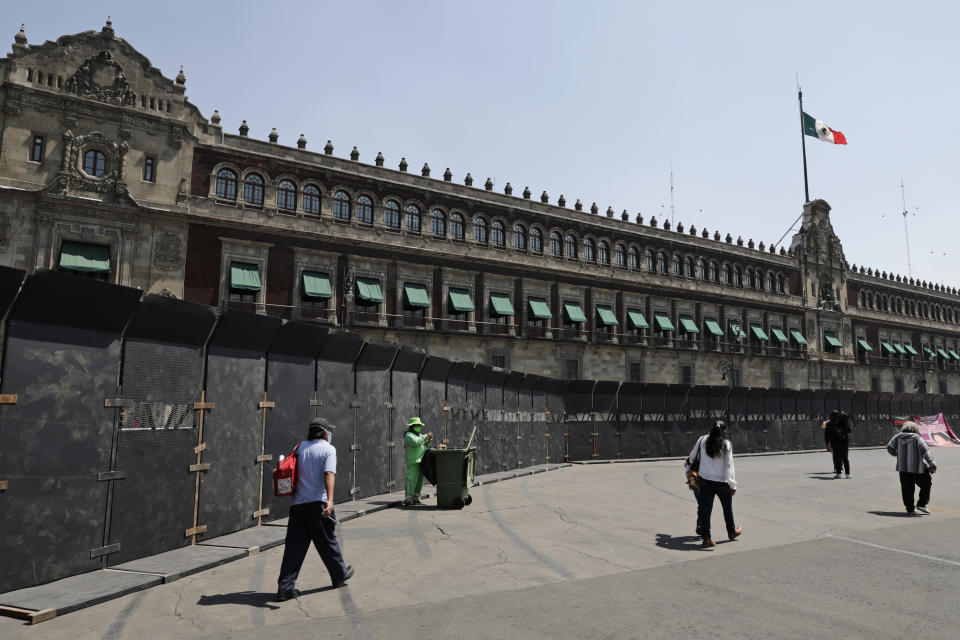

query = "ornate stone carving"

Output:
[[153, 233, 183, 271], [158, 288, 177, 299], [344, 266, 356, 293], [65, 50, 137, 107]]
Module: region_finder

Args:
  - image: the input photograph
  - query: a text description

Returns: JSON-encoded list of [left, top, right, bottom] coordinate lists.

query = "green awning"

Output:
[[230, 262, 262, 291], [880, 341, 895, 354], [729, 322, 746, 339], [824, 331, 842, 348], [563, 302, 587, 323], [596, 305, 619, 327], [750, 324, 769, 341], [904, 344, 919, 356], [627, 310, 649, 329], [356, 277, 384, 303], [404, 283, 431, 308], [790, 329, 808, 345], [528, 297, 552, 319], [704, 319, 724, 336], [448, 288, 475, 312], [937, 348, 951, 360], [654, 312, 675, 332], [857, 339, 873, 352], [924, 346, 936, 357], [949, 349, 960, 361], [302, 271, 332, 299], [489, 292, 514, 316], [60, 241, 111, 273], [679, 315, 699, 334], [770, 327, 789, 343], [892, 342, 907, 355]]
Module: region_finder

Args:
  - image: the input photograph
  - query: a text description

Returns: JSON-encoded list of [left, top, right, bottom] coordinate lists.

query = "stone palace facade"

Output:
[[2, 21, 959, 391]]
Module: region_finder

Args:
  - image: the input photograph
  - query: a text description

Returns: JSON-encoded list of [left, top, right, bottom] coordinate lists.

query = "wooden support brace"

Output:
[[0, 394, 17, 404], [189, 463, 211, 473], [0, 605, 56, 624], [259, 401, 275, 409], [184, 525, 207, 537], [193, 401, 215, 410], [255, 454, 272, 463], [193, 443, 207, 454], [252, 508, 269, 518]]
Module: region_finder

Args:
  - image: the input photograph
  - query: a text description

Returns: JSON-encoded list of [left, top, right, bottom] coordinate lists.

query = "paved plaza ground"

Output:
[[3, 447, 959, 639]]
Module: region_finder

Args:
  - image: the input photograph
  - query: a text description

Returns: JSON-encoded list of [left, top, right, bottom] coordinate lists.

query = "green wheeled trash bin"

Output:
[[432, 447, 476, 509]]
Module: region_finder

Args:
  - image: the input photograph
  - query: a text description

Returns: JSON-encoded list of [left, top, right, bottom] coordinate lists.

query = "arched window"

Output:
[[474, 217, 488, 244], [333, 190, 351, 220], [405, 205, 421, 232], [216, 168, 238, 200], [530, 228, 543, 253], [671, 254, 681, 275], [277, 180, 297, 212], [657, 252, 667, 274], [629, 247, 640, 270], [356, 195, 373, 223], [645, 249, 655, 271], [897, 299, 903, 314], [746, 269, 755, 288], [584, 238, 596, 262], [243, 173, 264, 205], [616, 244, 627, 267], [733, 267, 742, 286], [83, 149, 107, 177], [384, 200, 400, 228], [757, 271, 765, 291], [697, 259, 706, 279], [722, 264, 731, 284], [685, 257, 695, 277], [550, 232, 563, 256], [598, 241, 610, 264], [709, 262, 719, 282], [777, 274, 785, 293], [565, 234, 578, 259], [431, 209, 446, 236], [513, 224, 527, 250], [767, 272, 776, 292], [450, 213, 465, 240], [491, 220, 506, 247], [302, 184, 321, 214]]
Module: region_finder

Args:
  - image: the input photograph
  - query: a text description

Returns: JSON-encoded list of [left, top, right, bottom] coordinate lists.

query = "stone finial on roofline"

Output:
[[422, 163, 430, 177], [399, 157, 408, 172], [558, 195, 566, 207], [522, 186, 531, 199], [464, 173, 473, 186], [324, 140, 334, 155], [606, 206, 614, 218], [622, 209, 629, 221], [444, 168, 452, 182], [176, 65, 186, 85], [590, 202, 598, 215], [210, 110, 221, 124], [298, 134, 307, 149], [375, 152, 385, 167], [504, 182, 513, 195], [268, 128, 279, 143], [239, 120, 249, 136], [574, 199, 583, 211], [350, 146, 359, 160], [542, 191, 550, 203]]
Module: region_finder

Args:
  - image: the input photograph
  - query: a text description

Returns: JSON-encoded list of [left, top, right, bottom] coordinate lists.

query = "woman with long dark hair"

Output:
[[690, 420, 741, 548]]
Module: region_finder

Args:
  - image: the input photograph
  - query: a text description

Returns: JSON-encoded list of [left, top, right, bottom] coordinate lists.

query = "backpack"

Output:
[[273, 443, 301, 497]]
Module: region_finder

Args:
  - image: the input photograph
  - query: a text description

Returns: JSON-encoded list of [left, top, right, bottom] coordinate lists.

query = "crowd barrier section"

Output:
[[565, 380, 596, 461], [618, 382, 643, 458], [198, 312, 282, 538], [465, 364, 490, 473], [354, 342, 398, 499], [314, 331, 364, 504], [448, 360, 475, 450], [544, 379, 566, 463], [419, 356, 451, 448], [594, 381, 620, 460], [0, 271, 141, 593], [107, 294, 216, 565], [503, 372, 523, 467], [390, 347, 425, 492], [261, 322, 328, 522], [484, 368, 512, 472], [528, 376, 551, 466]]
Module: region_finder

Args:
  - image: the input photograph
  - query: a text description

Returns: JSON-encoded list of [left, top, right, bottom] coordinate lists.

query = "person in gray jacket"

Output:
[[886, 421, 937, 515]]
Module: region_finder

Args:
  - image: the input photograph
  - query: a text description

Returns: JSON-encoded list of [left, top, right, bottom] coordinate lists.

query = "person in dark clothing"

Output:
[[887, 421, 937, 515], [822, 410, 852, 478]]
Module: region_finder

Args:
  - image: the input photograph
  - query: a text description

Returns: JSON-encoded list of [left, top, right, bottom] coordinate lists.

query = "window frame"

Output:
[[30, 134, 45, 163], [143, 155, 156, 183], [356, 194, 373, 223], [277, 179, 298, 213], [82, 148, 107, 178], [243, 173, 265, 206], [216, 168, 238, 201], [303, 184, 322, 215], [333, 190, 351, 220]]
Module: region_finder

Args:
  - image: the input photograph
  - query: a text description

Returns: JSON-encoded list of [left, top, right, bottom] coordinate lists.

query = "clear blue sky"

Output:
[[10, 1, 959, 286]]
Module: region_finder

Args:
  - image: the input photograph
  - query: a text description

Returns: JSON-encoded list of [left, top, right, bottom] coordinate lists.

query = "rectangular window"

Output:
[[490, 353, 507, 369], [870, 376, 881, 392], [772, 370, 785, 389], [143, 156, 156, 182], [939, 379, 948, 395], [731, 368, 742, 387], [680, 365, 694, 385], [628, 361, 643, 383], [564, 359, 580, 380], [894, 377, 905, 393], [30, 135, 45, 162]]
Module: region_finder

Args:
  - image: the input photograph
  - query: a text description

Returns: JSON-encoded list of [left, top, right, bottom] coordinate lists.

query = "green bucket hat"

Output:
[[407, 417, 424, 428]]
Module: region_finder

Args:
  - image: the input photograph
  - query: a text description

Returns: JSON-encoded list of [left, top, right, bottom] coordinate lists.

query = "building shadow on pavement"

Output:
[[654, 533, 705, 551], [197, 587, 335, 609]]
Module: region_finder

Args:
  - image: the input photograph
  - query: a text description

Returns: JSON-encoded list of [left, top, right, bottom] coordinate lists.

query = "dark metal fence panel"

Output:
[[504, 372, 523, 468], [617, 382, 644, 458], [483, 368, 511, 472], [391, 348, 424, 492], [354, 342, 398, 499], [640, 383, 669, 457], [725, 387, 751, 453], [260, 322, 327, 522], [448, 361, 475, 450], [594, 381, 620, 459], [686, 386, 717, 452], [544, 379, 566, 463], [565, 380, 596, 461], [465, 365, 492, 472], [419, 357, 451, 449], [0, 271, 141, 593], [198, 312, 282, 539]]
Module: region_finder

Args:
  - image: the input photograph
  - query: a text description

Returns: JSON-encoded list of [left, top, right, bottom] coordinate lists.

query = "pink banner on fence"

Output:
[[912, 413, 960, 446]]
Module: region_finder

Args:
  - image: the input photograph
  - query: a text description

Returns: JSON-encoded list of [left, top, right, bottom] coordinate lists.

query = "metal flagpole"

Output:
[[798, 82, 810, 203]]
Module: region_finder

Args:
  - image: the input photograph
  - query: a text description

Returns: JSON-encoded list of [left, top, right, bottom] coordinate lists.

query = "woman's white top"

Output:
[[688, 436, 737, 489]]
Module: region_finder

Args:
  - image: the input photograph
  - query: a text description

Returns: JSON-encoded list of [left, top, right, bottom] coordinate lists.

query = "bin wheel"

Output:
[[464, 495, 473, 506], [452, 496, 465, 510]]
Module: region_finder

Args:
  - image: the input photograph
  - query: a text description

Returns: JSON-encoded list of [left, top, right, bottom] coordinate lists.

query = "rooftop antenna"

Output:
[[669, 162, 675, 226], [901, 179, 914, 278]]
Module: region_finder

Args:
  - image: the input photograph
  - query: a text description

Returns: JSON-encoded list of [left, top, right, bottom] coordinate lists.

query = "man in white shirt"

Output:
[[276, 418, 354, 601]]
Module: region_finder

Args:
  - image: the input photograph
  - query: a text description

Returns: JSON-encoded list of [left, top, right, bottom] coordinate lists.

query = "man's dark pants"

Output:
[[697, 478, 737, 540], [278, 501, 347, 592], [831, 442, 850, 474], [899, 471, 932, 511]]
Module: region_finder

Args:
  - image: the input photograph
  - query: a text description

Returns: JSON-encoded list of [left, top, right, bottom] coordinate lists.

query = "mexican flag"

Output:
[[803, 112, 847, 145]]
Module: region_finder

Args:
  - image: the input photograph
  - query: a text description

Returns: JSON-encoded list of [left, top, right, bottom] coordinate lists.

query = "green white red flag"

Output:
[[803, 112, 847, 145]]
